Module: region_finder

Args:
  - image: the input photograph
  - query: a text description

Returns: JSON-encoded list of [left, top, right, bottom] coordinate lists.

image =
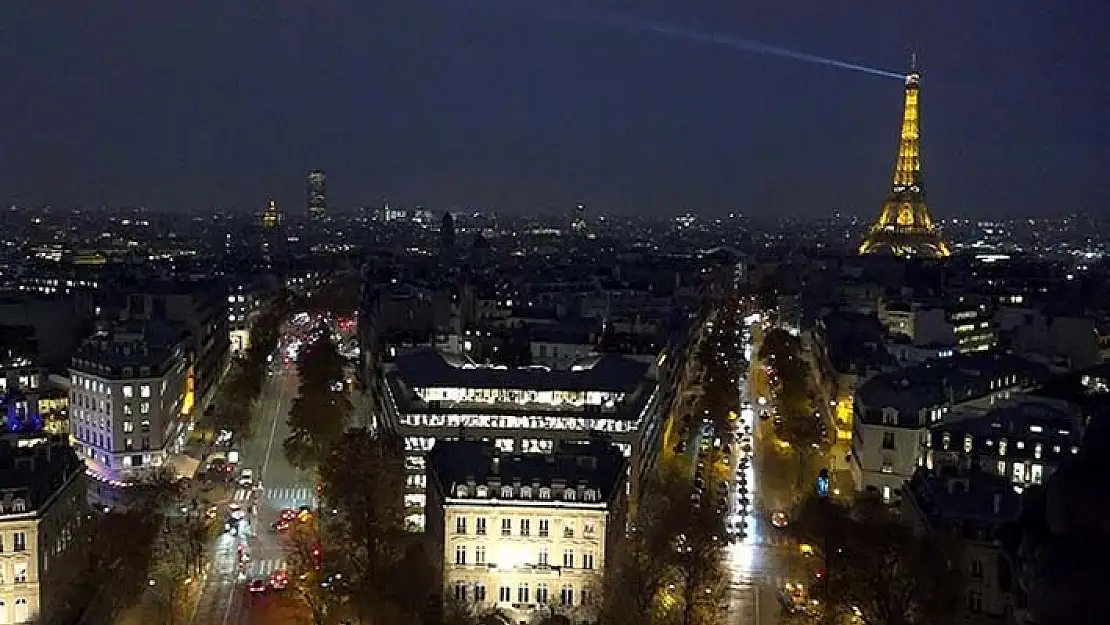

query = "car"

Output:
[[271, 519, 291, 533], [279, 508, 298, 522], [247, 579, 268, 594], [269, 571, 289, 591], [238, 468, 254, 487]]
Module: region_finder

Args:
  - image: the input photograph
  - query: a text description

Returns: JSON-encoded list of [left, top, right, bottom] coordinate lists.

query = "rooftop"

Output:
[[392, 348, 649, 393], [70, 320, 189, 379], [904, 466, 1021, 539], [856, 353, 1050, 427], [428, 439, 626, 505], [0, 435, 83, 517]]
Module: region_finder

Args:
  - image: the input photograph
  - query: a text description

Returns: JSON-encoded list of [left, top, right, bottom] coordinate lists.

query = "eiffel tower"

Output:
[[858, 61, 950, 258]]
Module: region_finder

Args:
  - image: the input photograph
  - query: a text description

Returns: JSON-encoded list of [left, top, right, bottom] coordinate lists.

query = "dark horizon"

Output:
[[3, 1, 1108, 218]]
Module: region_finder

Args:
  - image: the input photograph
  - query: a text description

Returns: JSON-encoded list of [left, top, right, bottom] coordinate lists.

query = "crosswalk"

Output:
[[231, 486, 314, 505], [264, 486, 315, 505], [249, 558, 288, 577]]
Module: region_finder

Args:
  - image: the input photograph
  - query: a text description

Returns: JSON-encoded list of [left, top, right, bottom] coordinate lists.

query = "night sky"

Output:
[[3, 1, 1108, 218]]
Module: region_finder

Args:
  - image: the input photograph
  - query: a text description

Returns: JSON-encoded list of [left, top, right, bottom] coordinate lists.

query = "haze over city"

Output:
[[4, 0, 1109, 217]]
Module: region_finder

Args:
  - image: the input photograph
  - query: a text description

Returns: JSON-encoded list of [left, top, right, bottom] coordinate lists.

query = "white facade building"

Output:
[[68, 322, 192, 488], [0, 436, 88, 624], [426, 440, 626, 625]]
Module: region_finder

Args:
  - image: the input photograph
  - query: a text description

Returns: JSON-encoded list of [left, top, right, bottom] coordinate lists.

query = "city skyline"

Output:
[[3, 1, 1109, 218]]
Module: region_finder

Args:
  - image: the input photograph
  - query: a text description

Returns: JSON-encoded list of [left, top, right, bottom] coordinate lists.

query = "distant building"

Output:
[[261, 199, 282, 229], [441, 212, 456, 254], [68, 321, 192, 493], [877, 297, 996, 354], [308, 170, 326, 220], [0, 435, 89, 624], [850, 353, 1049, 503], [426, 439, 626, 625]]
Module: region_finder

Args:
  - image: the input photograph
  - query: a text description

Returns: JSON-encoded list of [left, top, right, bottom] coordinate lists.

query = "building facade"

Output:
[[426, 440, 627, 625], [0, 435, 89, 625], [68, 322, 192, 488], [850, 353, 1049, 503], [376, 348, 665, 529]]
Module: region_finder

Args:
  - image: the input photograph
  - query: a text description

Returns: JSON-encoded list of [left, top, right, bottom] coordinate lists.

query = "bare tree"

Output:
[[787, 496, 963, 625]]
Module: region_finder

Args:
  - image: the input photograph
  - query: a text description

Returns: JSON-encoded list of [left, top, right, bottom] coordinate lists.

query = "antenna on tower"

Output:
[[909, 52, 918, 73]]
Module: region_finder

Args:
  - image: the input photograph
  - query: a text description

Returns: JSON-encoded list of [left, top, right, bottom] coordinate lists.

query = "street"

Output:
[[191, 363, 314, 625]]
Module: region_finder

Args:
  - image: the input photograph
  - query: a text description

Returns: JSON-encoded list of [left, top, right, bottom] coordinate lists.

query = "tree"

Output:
[[284, 334, 353, 468], [284, 390, 349, 470], [316, 428, 422, 624], [602, 465, 707, 625], [283, 523, 350, 625], [785, 496, 963, 625]]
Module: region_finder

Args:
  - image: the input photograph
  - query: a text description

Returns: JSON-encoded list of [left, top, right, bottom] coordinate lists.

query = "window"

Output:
[[999, 438, 1008, 456], [456, 516, 467, 534], [15, 598, 28, 622], [521, 486, 532, 498], [500, 486, 513, 498], [538, 548, 549, 566], [475, 545, 486, 565], [140, 402, 150, 414], [123, 404, 133, 416], [967, 590, 982, 613], [583, 521, 596, 537], [563, 549, 574, 568], [970, 560, 983, 578], [454, 581, 467, 601], [12, 499, 26, 513], [13, 532, 26, 551], [520, 519, 530, 536], [538, 519, 549, 537], [1034, 443, 1043, 459], [581, 588, 592, 606], [518, 583, 530, 604], [537, 583, 549, 605], [140, 384, 151, 398], [564, 524, 575, 538], [140, 419, 151, 431], [455, 485, 469, 497], [539, 487, 551, 500], [584, 489, 597, 502], [475, 583, 487, 602], [564, 489, 576, 501], [14, 562, 28, 583], [882, 432, 895, 450], [501, 518, 512, 536], [561, 585, 574, 606], [583, 552, 595, 570], [455, 545, 467, 565], [123, 385, 134, 398], [941, 432, 951, 450], [499, 586, 511, 603], [123, 420, 133, 433], [476, 517, 487, 535]]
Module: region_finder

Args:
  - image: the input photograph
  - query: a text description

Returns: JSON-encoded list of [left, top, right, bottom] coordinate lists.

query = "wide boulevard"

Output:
[[190, 361, 315, 625]]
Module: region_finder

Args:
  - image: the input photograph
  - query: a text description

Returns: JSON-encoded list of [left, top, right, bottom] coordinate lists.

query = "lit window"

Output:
[[963, 435, 973, 454], [1034, 443, 1043, 459], [123, 421, 133, 433], [140, 402, 150, 414], [123, 385, 134, 399], [13, 563, 27, 583], [140, 385, 151, 398]]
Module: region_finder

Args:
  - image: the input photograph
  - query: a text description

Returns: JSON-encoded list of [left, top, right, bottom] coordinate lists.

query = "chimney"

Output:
[[992, 492, 1002, 515]]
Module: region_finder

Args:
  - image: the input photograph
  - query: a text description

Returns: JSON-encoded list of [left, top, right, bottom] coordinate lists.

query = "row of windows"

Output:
[[455, 517, 597, 538], [72, 378, 154, 398], [453, 545, 595, 569], [454, 484, 599, 502], [453, 581, 592, 606], [0, 560, 31, 584]]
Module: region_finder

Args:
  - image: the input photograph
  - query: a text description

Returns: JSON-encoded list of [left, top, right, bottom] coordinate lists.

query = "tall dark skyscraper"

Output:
[[308, 169, 326, 220], [441, 211, 456, 253]]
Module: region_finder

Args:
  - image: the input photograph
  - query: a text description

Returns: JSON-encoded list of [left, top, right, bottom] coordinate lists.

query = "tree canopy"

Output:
[[785, 496, 964, 625]]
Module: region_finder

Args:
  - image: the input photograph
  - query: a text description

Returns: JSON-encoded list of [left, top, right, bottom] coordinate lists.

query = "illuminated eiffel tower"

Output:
[[858, 62, 950, 258]]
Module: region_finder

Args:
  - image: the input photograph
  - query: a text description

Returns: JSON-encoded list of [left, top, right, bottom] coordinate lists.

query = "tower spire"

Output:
[[857, 63, 950, 259]]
